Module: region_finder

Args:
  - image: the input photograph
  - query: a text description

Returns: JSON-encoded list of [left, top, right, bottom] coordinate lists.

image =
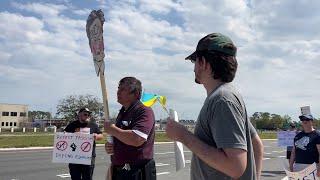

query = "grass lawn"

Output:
[[0, 135, 54, 148], [258, 131, 277, 139], [0, 131, 276, 148], [0, 132, 171, 148]]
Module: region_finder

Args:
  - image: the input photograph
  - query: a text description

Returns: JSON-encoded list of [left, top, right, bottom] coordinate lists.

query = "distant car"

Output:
[[47, 125, 57, 130]]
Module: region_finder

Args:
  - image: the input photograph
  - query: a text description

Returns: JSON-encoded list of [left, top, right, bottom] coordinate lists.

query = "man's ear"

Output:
[[199, 56, 210, 70], [134, 91, 141, 100], [197, 56, 204, 66]]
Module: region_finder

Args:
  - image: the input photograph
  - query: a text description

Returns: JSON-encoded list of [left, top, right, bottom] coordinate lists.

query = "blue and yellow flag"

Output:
[[141, 92, 166, 108]]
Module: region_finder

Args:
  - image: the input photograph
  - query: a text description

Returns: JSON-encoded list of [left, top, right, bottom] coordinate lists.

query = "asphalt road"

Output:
[[0, 140, 287, 180]]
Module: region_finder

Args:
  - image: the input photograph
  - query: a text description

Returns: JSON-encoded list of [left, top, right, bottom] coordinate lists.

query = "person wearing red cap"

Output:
[[64, 107, 103, 180]]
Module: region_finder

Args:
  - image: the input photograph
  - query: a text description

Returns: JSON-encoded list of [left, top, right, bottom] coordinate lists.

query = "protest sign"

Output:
[[52, 132, 94, 165], [284, 163, 318, 180], [301, 106, 311, 116], [278, 131, 296, 147]]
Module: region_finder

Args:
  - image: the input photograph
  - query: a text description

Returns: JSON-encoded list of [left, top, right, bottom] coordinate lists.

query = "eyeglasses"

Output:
[[83, 113, 90, 117], [191, 59, 196, 64]]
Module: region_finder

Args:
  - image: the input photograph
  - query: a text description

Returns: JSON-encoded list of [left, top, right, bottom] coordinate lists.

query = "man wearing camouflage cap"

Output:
[[166, 33, 258, 179]]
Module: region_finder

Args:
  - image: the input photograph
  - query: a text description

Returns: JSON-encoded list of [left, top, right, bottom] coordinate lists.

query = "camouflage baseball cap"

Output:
[[185, 33, 237, 61]]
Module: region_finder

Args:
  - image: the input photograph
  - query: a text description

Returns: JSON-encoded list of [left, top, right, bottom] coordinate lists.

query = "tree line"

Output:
[[250, 112, 320, 130], [28, 94, 319, 130]]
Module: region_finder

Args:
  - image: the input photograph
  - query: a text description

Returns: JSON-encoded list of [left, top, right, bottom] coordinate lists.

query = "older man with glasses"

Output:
[[289, 110, 320, 176], [64, 107, 104, 180]]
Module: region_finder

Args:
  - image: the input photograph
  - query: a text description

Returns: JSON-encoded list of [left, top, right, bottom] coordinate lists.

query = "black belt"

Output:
[[112, 159, 156, 180], [113, 159, 152, 171]]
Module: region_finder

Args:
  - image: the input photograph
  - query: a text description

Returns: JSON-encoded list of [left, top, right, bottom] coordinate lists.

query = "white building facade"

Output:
[[0, 103, 28, 128]]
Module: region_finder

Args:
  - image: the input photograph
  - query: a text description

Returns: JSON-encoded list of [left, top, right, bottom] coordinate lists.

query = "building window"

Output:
[[11, 112, 17, 116], [10, 122, 12, 126], [6, 122, 8, 126], [14, 122, 17, 126], [20, 112, 27, 117], [1, 122, 4, 126], [2, 112, 9, 116]]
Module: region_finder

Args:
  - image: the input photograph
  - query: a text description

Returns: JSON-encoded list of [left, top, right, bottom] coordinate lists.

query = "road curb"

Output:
[[0, 147, 53, 151], [0, 142, 175, 151], [0, 140, 277, 151]]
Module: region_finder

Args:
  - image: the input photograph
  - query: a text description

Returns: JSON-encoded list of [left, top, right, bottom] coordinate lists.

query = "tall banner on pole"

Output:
[[86, 10, 110, 133], [86, 9, 105, 76]]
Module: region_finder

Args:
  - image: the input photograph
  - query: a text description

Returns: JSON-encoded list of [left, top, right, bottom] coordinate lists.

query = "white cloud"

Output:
[[138, 0, 183, 14], [0, 12, 45, 41], [0, 0, 319, 120], [12, 2, 67, 17], [72, 8, 91, 16], [252, 0, 320, 40]]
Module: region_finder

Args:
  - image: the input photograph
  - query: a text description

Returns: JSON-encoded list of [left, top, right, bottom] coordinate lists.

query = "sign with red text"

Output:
[[52, 132, 94, 165]]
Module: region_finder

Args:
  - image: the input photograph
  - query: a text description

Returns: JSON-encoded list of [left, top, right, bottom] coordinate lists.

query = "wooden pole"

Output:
[[100, 73, 113, 145], [99, 73, 110, 129]]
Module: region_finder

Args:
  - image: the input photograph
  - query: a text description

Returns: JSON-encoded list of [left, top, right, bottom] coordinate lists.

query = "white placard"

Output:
[[277, 131, 296, 147], [80, 127, 90, 134], [52, 132, 94, 165], [301, 106, 311, 115], [169, 109, 186, 171], [284, 163, 318, 180]]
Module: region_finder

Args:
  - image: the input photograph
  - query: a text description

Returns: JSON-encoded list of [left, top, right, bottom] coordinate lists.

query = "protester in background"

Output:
[[104, 77, 156, 180], [165, 33, 257, 179], [286, 123, 297, 163], [289, 113, 320, 176], [65, 107, 103, 180]]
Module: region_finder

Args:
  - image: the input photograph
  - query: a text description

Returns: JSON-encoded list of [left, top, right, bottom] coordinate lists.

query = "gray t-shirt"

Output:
[[191, 83, 256, 180]]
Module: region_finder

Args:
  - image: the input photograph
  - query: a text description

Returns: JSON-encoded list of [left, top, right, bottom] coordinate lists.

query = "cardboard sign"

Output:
[[301, 106, 311, 115], [86, 10, 105, 76], [284, 163, 318, 180], [277, 131, 296, 147], [52, 132, 94, 165]]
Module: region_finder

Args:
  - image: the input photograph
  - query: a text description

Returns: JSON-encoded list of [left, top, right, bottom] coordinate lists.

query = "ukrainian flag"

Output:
[[141, 92, 166, 107]]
